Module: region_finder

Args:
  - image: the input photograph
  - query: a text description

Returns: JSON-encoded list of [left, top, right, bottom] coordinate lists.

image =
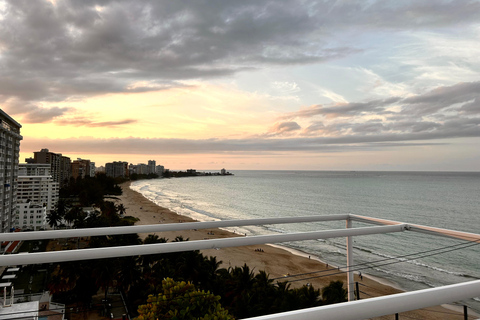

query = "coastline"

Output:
[[118, 181, 472, 319]]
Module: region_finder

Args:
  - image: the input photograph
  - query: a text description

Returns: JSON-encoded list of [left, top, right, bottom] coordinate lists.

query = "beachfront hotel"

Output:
[[0, 110, 22, 233]]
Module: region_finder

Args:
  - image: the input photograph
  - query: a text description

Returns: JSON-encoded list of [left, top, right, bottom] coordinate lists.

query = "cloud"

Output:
[[54, 118, 138, 127], [271, 81, 300, 94], [267, 121, 301, 136], [20, 107, 73, 123], [282, 97, 402, 120], [278, 80, 480, 141], [5, 100, 74, 123], [1, 0, 479, 104], [460, 97, 480, 115], [20, 122, 480, 157], [400, 81, 480, 117]]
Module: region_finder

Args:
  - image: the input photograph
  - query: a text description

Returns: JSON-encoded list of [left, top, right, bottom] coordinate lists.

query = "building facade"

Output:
[[71, 158, 91, 180], [156, 165, 164, 176], [27, 149, 71, 187], [137, 163, 149, 174], [148, 160, 156, 174], [15, 164, 59, 231], [0, 110, 22, 233], [17, 164, 59, 212], [89, 162, 96, 177], [15, 202, 47, 231], [105, 161, 129, 178]]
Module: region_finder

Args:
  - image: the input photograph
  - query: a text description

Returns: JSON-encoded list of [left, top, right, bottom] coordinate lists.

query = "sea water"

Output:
[[131, 170, 480, 311]]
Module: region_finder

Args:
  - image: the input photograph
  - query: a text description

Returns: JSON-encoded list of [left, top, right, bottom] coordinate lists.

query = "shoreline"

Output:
[[118, 181, 473, 319]]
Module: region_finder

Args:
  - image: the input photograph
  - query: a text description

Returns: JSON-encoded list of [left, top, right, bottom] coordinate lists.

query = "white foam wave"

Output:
[[358, 248, 465, 277], [373, 267, 425, 283]]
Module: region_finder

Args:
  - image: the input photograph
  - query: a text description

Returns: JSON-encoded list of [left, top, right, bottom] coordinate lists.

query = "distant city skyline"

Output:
[[2, 1, 480, 171]]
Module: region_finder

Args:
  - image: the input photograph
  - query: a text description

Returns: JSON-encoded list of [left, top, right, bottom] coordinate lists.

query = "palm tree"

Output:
[[202, 256, 222, 289], [116, 256, 141, 296], [46, 210, 62, 229], [232, 264, 255, 294], [254, 270, 273, 288], [143, 234, 168, 244], [141, 235, 167, 271], [116, 203, 127, 216], [94, 259, 118, 301], [296, 284, 322, 308], [47, 199, 67, 229], [100, 201, 119, 224], [321, 280, 347, 305], [64, 206, 86, 228], [272, 281, 292, 312], [250, 270, 275, 316]]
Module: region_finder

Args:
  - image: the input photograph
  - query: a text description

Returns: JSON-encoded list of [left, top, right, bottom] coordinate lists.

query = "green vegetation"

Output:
[[136, 278, 234, 320], [60, 173, 124, 206], [322, 280, 348, 304], [130, 173, 159, 180], [48, 235, 340, 318], [47, 173, 133, 229]]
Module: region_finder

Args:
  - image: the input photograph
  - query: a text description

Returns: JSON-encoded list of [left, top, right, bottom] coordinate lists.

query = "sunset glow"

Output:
[[2, 0, 479, 170]]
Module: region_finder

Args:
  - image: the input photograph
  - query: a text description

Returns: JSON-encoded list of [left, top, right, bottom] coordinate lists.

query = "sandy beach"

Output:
[[117, 181, 473, 319]]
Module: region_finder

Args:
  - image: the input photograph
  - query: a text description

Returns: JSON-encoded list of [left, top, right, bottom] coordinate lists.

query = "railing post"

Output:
[[464, 305, 468, 320], [346, 218, 354, 301]]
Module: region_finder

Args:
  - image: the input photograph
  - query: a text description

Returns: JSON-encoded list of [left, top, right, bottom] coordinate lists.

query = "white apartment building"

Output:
[[0, 110, 22, 233], [15, 202, 47, 231], [14, 164, 59, 230]]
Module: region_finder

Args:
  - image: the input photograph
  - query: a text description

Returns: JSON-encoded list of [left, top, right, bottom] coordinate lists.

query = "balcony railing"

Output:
[[0, 215, 478, 319]]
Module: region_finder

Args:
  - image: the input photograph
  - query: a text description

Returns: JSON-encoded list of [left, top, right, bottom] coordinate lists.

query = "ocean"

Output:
[[131, 170, 480, 311]]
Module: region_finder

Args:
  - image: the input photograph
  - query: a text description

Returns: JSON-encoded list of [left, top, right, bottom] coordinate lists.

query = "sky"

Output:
[[1, 0, 480, 171]]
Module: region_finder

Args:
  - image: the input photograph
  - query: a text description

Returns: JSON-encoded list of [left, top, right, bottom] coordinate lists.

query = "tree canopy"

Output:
[[135, 278, 234, 320]]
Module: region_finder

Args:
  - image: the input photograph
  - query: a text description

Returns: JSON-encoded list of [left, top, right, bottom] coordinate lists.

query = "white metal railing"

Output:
[[0, 224, 407, 266], [0, 214, 479, 319], [0, 215, 352, 241], [242, 280, 480, 320]]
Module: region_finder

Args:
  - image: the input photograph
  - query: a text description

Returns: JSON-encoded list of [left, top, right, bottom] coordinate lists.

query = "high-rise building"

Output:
[[17, 164, 59, 212], [148, 160, 156, 174], [15, 164, 59, 230], [0, 109, 23, 232], [71, 158, 91, 180], [137, 163, 149, 174], [105, 161, 129, 178], [27, 149, 71, 187]]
